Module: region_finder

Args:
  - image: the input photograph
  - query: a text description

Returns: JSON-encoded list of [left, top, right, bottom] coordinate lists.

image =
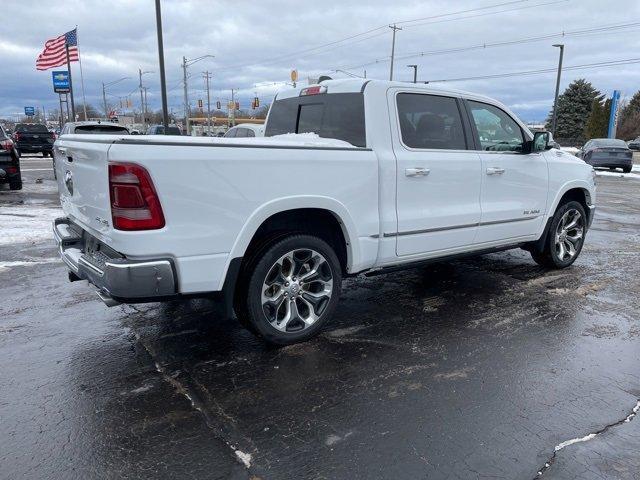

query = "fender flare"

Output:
[[217, 196, 361, 290], [546, 180, 594, 222]]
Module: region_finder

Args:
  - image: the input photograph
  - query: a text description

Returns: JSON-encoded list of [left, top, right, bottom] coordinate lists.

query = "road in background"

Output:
[[1, 155, 639, 479]]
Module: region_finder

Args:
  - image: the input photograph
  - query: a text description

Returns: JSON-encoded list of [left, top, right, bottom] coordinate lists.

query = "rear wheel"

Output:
[[531, 200, 586, 268], [239, 234, 342, 345], [623, 166, 632, 173]]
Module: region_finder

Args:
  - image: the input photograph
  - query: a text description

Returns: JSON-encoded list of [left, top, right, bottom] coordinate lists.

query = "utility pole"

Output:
[[230, 89, 237, 127], [139, 68, 145, 127], [102, 82, 108, 117], [407, 64, 418, 83], [182, 56, 190, 135], [203, 71, 212, 134], [551, 44, 564, 136], [389, 24, 402, 81], [143, 87, 148, 123], [155, 0, 170, 133]]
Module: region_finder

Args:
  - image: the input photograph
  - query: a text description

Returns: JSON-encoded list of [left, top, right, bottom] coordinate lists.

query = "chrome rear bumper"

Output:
[[53, 217, 176, 306]]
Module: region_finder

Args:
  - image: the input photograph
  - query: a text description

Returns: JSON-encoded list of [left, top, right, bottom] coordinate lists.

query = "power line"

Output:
[[424, 57, 640, 83], [336, 20, 640, 71], [213, 0, 560, 72]]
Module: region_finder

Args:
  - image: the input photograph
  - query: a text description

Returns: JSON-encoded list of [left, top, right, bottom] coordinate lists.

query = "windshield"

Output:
[[15, 124, 49, 133], [152, 126, 181, 135], [74, 125, 129, 135]]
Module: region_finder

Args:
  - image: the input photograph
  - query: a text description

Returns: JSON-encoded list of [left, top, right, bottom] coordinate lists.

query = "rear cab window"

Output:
[[396, 93, 467, 150], [15, 124, 49, 133], [265, 92, 366, 147], [74, 126, 129, 135]]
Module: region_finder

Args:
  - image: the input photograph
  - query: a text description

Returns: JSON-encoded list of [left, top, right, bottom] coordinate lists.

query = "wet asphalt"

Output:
[[1, 155, 639, 480]]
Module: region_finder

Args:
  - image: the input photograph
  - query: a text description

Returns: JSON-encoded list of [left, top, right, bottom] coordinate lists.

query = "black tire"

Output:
[[531, 200, 587, 268], [623, 166, 632, 173], [238, 234, 342, 345], [9, 178, 22, 190]]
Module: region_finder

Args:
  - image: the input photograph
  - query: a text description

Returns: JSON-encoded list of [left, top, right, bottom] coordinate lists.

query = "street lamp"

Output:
[[407, 64, 418, 83], [551, 44, 564, 137], [138, 69, 154, 128], [182, 54, 215, 135], [102, 77, 131, 118]]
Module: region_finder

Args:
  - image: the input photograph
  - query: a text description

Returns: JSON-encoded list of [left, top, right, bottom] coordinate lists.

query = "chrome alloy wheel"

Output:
[[554, 208, 584, 262], [261, 249, 334, 333]]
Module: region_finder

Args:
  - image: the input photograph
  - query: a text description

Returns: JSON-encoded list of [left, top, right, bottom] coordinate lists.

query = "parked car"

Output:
[[53, 79, 596, 345], [0, 124, 21, 190], [146, 124, 182, 135], [13, 123, 55, 157], [628, 137, 640, 151], [224, 123, 264, 138], [60, 121, 130, 136], [577, 138, 633, 173]]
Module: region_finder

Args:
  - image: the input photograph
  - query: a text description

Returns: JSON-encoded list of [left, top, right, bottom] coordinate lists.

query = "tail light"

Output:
[[108, 162, 165, 230], [0, 139, 13, 151], [13, 133, 20, 142]]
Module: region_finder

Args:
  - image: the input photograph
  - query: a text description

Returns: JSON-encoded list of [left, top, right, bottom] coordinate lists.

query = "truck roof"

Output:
[[275, 78, 495, 103]]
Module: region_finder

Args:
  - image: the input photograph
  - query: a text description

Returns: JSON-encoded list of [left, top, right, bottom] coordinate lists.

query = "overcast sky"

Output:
[[1, 0, 639, 122]]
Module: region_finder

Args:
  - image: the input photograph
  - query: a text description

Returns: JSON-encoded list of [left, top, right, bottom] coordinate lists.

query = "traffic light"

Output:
[[252, 97, 259, 109], [216, 100, 221, 110], [198, 99, 203, 109]]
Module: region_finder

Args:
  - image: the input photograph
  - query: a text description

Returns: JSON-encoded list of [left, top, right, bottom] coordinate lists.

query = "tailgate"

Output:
[[54, 136, 114, 236]]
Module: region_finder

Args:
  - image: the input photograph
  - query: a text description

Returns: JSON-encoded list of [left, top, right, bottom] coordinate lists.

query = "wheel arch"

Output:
[[220, 196, 359, 290], [547, 181, 594, 224]]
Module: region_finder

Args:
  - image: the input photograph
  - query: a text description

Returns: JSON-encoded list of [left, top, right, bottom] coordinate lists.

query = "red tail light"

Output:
[[108, 162, 165, 230], [0, 139, 13, 151], [300, 85, 327, 96]]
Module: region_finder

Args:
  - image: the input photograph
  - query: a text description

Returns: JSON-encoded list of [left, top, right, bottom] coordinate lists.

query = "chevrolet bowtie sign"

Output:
[[52, 70, 70, 93]]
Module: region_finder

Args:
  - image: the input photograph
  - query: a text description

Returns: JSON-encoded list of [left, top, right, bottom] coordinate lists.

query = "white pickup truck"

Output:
[[53, 79, 596, 344]]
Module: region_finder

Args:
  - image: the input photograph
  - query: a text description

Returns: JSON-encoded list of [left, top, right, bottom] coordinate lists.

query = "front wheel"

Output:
[[240, 235, 342, 345], [531, 200, 586, 268]]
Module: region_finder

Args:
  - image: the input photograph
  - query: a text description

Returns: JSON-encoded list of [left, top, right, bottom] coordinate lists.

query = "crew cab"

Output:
[[13, 123, 55, 157], [53, 79, 596, 345]]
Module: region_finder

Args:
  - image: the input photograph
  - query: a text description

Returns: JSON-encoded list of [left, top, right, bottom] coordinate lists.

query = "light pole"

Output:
[[102, 77, 131, 118], [182, 54, 215, 135], [138, 69, 154, 129], [389, 24, 402, 81], [551, 44, 564, 136], [154, 0, 170, 133], [407, 64, 418, 83]]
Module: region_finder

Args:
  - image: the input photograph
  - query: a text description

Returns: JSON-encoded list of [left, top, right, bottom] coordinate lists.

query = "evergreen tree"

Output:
[[584, 95, 611, 139], [545, 79, 600, 142], [617, 90, 640, 140]]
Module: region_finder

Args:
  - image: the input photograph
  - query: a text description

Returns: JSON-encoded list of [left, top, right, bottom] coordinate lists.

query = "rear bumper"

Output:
[[53, 217, 177, 305], [585, 155, 633, 168]]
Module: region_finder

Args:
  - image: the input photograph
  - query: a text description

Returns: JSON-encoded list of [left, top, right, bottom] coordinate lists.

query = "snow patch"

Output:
[[0, 258, 59, 273], [234, 450, 252, 468], [0, 205, 62, 245], [595, 168, 640, 180], [554, 433, 597, 451]]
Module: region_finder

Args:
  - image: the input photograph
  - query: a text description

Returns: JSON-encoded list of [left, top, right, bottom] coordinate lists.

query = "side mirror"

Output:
[[523, 131, 549, 154]]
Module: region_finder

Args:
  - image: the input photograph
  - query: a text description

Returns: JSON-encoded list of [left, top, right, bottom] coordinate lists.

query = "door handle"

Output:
[[486, 167, 505, 175], [405, 167, 430, 177]]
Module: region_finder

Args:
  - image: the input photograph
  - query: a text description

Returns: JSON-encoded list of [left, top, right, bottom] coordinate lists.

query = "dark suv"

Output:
[[13, 123, 55, 157], [0, 125, 22, 190]]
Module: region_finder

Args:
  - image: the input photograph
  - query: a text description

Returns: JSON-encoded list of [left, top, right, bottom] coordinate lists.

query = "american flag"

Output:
[[36, 29, 79, 71]]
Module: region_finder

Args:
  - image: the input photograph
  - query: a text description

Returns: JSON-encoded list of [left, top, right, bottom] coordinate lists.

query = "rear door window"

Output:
[[265, 92, 366, 147], [396, 93, 467, 150]]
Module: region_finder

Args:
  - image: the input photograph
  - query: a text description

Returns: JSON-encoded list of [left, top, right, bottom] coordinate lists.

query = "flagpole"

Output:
[[75, 26, 88, 120], [65, 43, 76, 121]]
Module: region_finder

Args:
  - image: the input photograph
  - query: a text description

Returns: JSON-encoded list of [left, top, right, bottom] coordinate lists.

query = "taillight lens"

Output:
[[108, 163, 165, 230], [0, 139, 13, 151], [300, 85, 327, 96]]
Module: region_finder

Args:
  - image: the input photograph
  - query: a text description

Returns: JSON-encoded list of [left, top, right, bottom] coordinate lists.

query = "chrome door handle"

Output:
[[405, 167, 430, 177], [486, 167, 505, 175]]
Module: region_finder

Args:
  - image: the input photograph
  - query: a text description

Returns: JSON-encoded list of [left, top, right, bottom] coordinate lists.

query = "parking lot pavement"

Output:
[[1, 160, 639, 479]]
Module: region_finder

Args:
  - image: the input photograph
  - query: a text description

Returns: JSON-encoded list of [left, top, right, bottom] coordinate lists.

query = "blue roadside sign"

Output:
[[52, 70, 70, 93], [24, 106, 35, 116]]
